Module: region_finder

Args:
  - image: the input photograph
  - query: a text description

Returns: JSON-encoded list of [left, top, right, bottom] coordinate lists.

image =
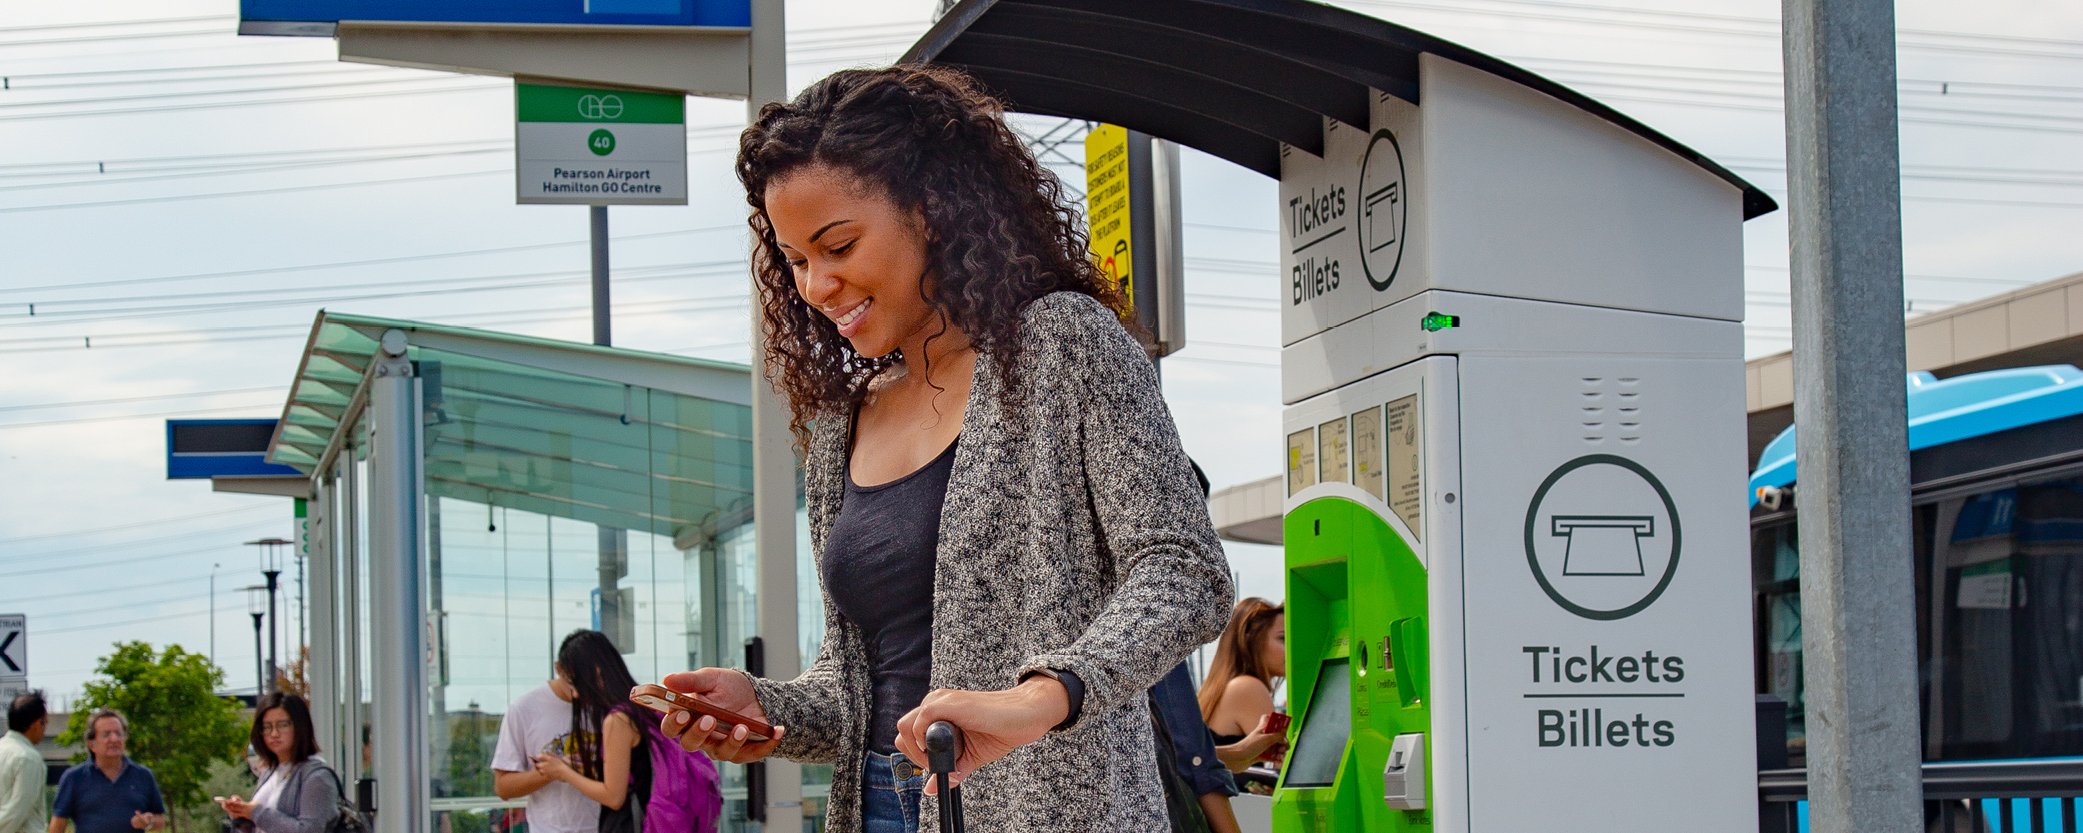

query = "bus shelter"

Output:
[[263, 312, 821, 830]]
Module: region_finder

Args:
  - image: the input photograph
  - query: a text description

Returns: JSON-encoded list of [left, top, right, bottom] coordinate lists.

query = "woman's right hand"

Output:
[[659, 668, 787, 764], [1238, 728, 1283, 759]]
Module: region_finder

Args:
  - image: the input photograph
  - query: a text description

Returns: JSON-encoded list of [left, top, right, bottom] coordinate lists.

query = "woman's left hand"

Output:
[[532, 752, 575, 783], [893, 677, 1069, 795]]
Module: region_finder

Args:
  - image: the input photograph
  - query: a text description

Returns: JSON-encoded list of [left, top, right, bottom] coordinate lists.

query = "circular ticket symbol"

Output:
[[588, 129, 616, 157], [1357, 129, 1408, 292], [1523, 455, 1680, 620]]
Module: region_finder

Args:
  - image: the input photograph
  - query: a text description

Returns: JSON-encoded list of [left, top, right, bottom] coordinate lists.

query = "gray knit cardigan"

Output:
[[745, 291, 1235, 833]]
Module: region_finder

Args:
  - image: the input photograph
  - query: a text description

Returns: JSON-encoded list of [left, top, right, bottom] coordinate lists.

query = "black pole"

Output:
[[591, 205, 611, 347], [250, 612, 265, 697], [264, 569, 281, 694]]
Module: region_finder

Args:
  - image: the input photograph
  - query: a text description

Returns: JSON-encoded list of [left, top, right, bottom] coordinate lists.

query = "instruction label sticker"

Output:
[[1353, 405, 1386, 503], [1288, 427, 1318, 496], [1386, 394, 1423, 537], [1318, 417, 1350, 484]]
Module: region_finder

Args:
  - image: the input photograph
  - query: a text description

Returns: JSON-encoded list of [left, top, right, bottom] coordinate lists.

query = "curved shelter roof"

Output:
[[267, 311, 758, 540], [904, 0, 1776, 220]]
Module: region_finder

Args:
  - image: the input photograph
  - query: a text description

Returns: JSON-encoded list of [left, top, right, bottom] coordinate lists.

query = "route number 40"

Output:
[[588, 129, 617, 157]]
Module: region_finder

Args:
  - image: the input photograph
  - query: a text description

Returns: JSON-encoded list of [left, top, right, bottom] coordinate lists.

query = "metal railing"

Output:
[[1759, 759, 2083, 833]]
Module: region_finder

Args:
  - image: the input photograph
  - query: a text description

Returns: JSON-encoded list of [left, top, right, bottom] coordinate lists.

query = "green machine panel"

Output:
[[1277, 496, 1432, 832]]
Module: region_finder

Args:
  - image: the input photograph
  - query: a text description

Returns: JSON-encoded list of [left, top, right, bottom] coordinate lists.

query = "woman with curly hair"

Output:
[[658, 65, 1233, 832]]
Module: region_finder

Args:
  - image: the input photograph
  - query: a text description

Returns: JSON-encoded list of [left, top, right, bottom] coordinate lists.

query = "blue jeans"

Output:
[[861, 750, 928, 833]]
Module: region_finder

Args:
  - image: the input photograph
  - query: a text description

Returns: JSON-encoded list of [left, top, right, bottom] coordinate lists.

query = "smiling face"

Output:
[[763, 163, 940, 360]]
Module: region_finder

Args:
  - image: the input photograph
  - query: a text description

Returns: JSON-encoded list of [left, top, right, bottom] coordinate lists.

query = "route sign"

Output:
[[517, 82, 688, 206]]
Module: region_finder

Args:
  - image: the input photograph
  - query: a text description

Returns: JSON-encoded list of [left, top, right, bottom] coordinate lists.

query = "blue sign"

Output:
[[240, 0, 749, 33], [167, 419, 303, 480]]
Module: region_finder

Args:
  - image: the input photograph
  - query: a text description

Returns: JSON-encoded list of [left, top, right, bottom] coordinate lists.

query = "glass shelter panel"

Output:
[[407, 342, 769, 823]]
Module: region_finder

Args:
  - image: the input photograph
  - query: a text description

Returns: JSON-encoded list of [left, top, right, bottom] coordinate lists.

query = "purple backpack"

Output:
[[620, 705, 723, 833]]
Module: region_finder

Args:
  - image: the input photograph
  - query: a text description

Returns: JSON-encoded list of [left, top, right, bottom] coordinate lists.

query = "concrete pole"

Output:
[[747, 0, 802, 826], [1780, 0, 1922, 830], [369, 329, 429, 833]]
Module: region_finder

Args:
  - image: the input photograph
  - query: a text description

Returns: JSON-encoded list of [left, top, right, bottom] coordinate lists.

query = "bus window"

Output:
[[1752, 522, 1804, 759], [1929, 476, 2083, 760]]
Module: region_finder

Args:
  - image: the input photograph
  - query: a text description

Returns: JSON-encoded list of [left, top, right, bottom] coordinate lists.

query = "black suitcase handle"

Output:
[[924, 721, 966, 832]]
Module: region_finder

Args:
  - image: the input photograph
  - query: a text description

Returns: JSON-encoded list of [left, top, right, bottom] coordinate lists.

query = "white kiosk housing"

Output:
[[1273, 55, 1767, 831], [913, 1, 1776, 830]]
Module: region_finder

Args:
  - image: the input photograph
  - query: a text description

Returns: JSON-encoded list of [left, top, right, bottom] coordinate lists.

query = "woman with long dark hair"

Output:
[[216, 692, 339, 832], [531, 630, 642, 817], [658, 65, 1234, 833], [1197, 598, 1287, 772]]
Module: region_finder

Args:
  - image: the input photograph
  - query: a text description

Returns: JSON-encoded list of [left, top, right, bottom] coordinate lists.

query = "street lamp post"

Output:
[[245, 584, 267, 697], [248, 537, 291, 694]]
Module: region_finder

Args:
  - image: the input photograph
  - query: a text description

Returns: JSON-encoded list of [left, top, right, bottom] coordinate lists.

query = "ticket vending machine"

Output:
[[902, 3, 1775, 830], [1271, 54, 1766, 833]]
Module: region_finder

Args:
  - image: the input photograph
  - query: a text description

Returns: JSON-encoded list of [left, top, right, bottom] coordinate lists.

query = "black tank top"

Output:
[[820, 436, 958, 754]]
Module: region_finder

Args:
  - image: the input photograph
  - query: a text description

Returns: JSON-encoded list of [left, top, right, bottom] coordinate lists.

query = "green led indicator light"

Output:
[[1421, 312, 1461, 332]]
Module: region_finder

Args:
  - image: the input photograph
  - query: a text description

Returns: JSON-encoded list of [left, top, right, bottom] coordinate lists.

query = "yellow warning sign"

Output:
[[1085, 123, 1133, 307]]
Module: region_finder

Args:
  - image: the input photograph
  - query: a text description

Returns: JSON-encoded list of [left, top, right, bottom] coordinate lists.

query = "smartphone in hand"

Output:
[[1259, 712, 1292, 736], [1256, 713, 1292, 762], [629, 683, 775, 742]]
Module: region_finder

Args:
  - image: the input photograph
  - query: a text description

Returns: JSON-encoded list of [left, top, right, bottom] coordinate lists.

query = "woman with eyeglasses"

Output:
[[216, 692, 340, 832]]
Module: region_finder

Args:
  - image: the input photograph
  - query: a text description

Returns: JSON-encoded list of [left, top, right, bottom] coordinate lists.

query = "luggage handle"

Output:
[[924, 721, 965, 832]]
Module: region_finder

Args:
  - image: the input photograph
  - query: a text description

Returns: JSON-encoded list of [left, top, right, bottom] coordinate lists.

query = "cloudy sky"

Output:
[[3, 0, 2081, 706]]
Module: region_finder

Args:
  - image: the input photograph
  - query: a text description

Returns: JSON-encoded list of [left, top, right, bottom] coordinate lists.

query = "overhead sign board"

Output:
[[239, 0, 750, 35], [168, 419, 304, 480], [0, 614, 24, 704], [517, 82, 688, 206]]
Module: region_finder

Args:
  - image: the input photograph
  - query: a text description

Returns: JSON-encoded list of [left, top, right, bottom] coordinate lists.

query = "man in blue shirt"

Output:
[[49, 710, 164, 833], [1151, 662, 1243, 833]]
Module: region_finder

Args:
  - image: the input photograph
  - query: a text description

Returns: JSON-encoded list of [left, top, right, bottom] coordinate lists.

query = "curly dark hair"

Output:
[[736, 64, 1128, 446]]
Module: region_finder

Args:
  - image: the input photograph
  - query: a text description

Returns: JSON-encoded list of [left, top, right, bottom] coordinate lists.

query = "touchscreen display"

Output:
[[1283, 658, 1353, 788]]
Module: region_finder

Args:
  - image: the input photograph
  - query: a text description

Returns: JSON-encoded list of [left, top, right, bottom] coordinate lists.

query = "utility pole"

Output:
[[1781, 0, 1921, 830]]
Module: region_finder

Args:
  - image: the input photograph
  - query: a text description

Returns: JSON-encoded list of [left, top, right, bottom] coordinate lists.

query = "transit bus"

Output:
[[1747, 364, 2083, 828]]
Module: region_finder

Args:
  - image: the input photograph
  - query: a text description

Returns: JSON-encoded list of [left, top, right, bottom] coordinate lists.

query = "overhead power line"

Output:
[[0, 57, 336, 82], [0, 26, 229, 48], [0, 14, 232, 34], [0, 77, 502, 122], [0, 385, 284, 412], [1, 225, 738, 294], [1, 261, 747, 326], [0, 295, 757, 356], [0, 402, 282, 430], [41, 605, 214, 637], [0, 515, 289, 563], [0, 167, 506, 213], [1345, 0, 2083, 60], [6, 260, 729, 315], [0, 504, 274, 544]]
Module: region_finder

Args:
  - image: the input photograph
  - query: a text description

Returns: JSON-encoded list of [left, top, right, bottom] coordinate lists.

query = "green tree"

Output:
[[59, 642, 249, 815], [446, 709, 494, 833]]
